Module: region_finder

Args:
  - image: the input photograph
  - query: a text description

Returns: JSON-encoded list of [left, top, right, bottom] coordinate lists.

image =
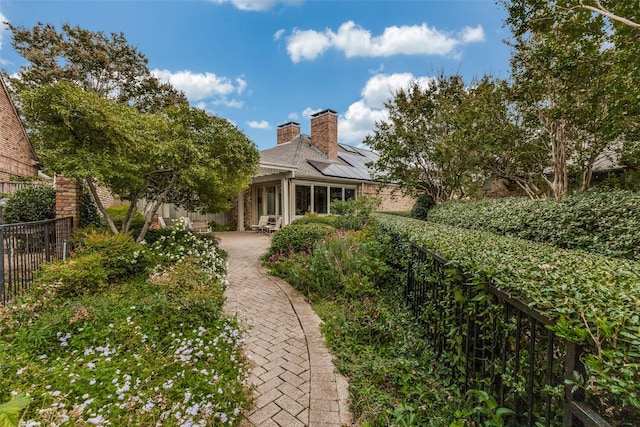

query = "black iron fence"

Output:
[[1, 217, 73, 305], [389, 234, 612, 426]]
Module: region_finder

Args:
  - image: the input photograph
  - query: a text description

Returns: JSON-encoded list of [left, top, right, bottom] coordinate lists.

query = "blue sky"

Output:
[[0, 0, 512, 151]]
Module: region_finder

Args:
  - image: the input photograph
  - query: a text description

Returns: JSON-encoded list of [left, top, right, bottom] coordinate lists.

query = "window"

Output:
[[345, 188, 356, 201], [294, 183, 357, 216], [295, 185, 311, 215], [314, 186, 328, 214], [330, 187, 343, 202]]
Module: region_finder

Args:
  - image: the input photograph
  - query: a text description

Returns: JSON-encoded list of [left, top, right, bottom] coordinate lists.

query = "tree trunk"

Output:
[[580, 163, 593, 192], [86, 178, 119, 233], [545, 118, 569, 199], [136, 174, 179, 243]]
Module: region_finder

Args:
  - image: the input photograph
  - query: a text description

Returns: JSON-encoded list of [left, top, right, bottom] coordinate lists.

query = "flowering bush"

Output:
[[0, 220, 249, 426], [138, 220, 227, 286]]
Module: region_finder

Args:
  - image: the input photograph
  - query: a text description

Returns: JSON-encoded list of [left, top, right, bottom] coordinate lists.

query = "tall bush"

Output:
[[411, 193, 435, 220], [375, 213, 640, 422], [2, 185, 55, 223], [427, 190, 640, 260]]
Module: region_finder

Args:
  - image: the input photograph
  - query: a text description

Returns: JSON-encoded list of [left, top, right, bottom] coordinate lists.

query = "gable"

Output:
[[0, 77, 39, 180]]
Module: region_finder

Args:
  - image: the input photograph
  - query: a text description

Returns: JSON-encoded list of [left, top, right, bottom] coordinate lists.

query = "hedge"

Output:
[[426, 190, 640, 261], [374, 213, 640, 419]]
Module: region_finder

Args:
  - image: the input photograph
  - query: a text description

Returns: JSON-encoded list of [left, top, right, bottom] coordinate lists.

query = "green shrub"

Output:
[[73, 230, 143, 281], [79, 190, 103, 228], [36, 252, 108, 297], [376, 213, 640, 422], [2, 185, 55, 223], [291, 214, 339, 226], [411, 193, 435, 220], [427, 190, 640, 260], [330, 195, 381, 230], [106, 203, 145, 232], [268, 223, 333, 256]]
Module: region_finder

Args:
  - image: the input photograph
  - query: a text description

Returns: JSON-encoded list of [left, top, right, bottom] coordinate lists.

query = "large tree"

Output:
[[6, 22, 186, 112], [21, 82, 259, 242], [501, 0, 639, 197], [366, 74, 522, 203]]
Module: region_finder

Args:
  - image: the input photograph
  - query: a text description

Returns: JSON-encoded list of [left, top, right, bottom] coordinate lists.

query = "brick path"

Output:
[[218, 232, 351, 427]]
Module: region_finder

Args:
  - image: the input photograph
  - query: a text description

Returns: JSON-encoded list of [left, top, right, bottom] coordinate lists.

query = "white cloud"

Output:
[[338, 73, 433, 145], [287, 111, 299, 120], [460, 25, 485, 43], [285, 21, 484, 62], [152, 69, 246, 104], [273, 29, 285, 41], [213, 98, 244, 108], [210, 0, 301, 12], [0, 12, 9, 52], [301, 107, 322, 119], [286, 29, 332, 63], [247, 120, 271, 129]]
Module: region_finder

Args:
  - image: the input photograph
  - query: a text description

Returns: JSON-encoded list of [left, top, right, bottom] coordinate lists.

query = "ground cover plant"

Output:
[[426, 189, 640, 261], [375, 213, 640, 424], [265, 221, 505, 426], [0, 221, 250, 426]]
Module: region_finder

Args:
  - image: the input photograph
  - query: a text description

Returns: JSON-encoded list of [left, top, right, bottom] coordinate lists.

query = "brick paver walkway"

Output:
[[218, 232, 351, 427]]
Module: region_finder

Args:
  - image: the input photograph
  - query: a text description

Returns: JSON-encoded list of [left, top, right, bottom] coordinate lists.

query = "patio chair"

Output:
[[190, 219, 211, 233], [263, 217, 282, 234], [250, 215, 270, 233]]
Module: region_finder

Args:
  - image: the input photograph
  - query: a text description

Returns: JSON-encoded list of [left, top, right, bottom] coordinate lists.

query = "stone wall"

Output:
[[0, 78, 39, 181]]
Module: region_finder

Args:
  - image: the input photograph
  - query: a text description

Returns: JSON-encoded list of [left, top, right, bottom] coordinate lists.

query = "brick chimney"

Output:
[[310, 109, 338, 160], [276, 121, 300, 145]]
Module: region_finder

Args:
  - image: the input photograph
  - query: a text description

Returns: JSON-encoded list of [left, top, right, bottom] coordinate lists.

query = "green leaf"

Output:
[[0, 394, 31, 427]]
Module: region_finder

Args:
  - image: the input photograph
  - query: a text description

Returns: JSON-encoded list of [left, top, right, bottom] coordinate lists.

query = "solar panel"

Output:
[[307, 160, 371, 180]]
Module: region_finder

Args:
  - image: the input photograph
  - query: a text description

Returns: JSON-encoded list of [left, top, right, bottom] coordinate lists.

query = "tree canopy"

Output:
[[9, 23, 258, 240], [21, 82, 258, 241], [6, 22, 186, 112], [368, 2, 639, 202]]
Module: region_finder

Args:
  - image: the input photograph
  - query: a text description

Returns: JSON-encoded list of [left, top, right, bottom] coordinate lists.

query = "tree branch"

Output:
[[578, 1, 640, 28], [85, 177, 118, 233]]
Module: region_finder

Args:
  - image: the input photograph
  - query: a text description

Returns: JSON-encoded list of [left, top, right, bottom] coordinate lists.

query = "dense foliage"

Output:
[[427, 190, 640, 261], [265, 227, 486, 425], [79, 190, 103, 229], [0, 222, 249, 425], [375, 214, 640, 422], [2, 185, 55, 223], [410, 194, 435, 221]]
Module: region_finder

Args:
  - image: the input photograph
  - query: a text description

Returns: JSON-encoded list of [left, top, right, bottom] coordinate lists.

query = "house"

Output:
[[233, 109, 415, 231], [0, 76, 40, 184]]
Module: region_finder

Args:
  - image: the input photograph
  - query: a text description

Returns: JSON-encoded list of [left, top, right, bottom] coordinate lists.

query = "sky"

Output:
[[0, 0, 513, 151]]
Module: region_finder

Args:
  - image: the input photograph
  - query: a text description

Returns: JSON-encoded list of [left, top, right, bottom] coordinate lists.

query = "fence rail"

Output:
[[1, 217, 73, 305], [0, 181, 53, 196], [389, 233, 612, 426]]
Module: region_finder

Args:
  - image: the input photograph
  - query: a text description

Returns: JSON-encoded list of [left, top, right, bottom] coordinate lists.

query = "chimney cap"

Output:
[[310, 109, 337, 118], [277, 121, 300, 128]]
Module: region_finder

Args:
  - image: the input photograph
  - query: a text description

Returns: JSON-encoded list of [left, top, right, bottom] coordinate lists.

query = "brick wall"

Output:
[[55, 175, 81, 229], [277, 122, 300, 145], [310, 109, 338, 160], [0, 78, 39, 181], [94, 185, 122, 208], [362, 183, 416, 212]]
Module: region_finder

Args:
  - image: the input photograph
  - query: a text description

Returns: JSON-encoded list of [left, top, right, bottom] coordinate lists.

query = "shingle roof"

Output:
[[259, 135, 380, 182]]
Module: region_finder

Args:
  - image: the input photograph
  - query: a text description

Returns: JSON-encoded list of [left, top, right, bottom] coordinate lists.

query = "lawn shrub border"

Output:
[[374, 213, 640, 418], [426, 190, 640, 261]]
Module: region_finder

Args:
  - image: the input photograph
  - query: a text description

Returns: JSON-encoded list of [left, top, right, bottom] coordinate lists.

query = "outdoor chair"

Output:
[[263, 217, 282, 234], [189, 219, 211, 233], [250, 215, 270, 233]]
